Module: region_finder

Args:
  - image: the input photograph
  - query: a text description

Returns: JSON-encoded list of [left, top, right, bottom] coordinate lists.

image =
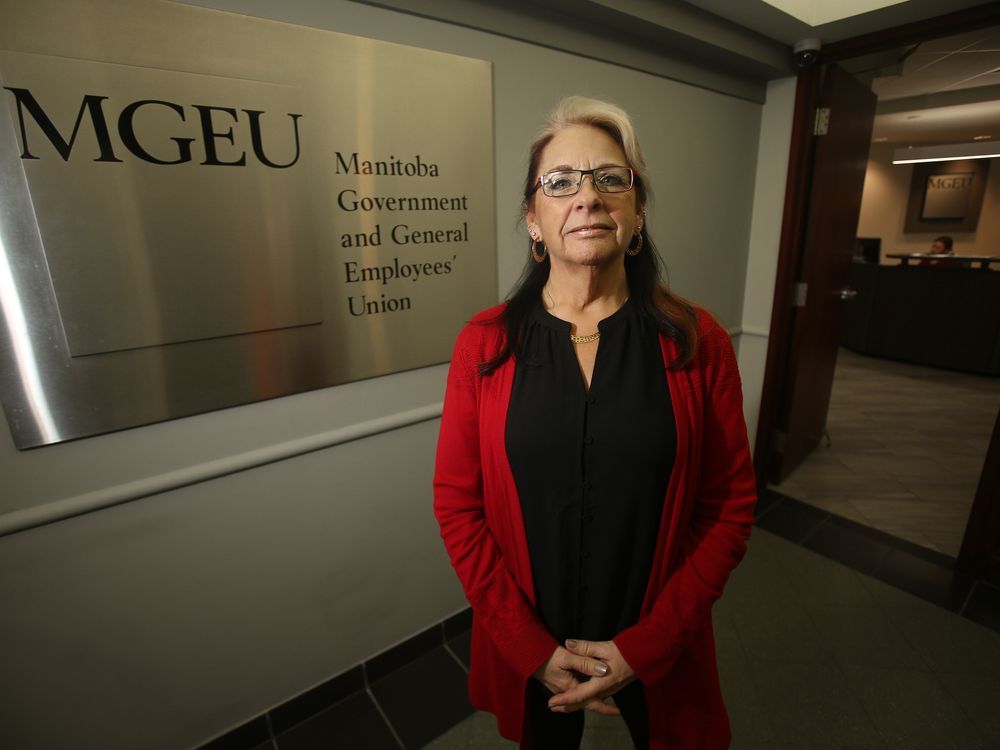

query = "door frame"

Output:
[[958, 408, 1000, 584], [752, 1, 1000, 488]]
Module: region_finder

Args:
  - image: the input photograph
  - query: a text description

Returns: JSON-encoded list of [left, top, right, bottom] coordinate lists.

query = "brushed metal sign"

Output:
[[0, 0, 496, 448]]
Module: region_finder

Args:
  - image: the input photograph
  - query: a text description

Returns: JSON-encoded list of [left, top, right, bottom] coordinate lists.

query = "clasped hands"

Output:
[[533, 639, 636, 715]]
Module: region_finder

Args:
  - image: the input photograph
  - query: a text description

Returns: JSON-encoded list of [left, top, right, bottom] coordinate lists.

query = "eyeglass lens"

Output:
[[541, 167, 633, 197]]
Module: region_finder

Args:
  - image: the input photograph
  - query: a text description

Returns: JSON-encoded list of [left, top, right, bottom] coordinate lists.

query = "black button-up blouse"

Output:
[[505, 297, 677, 644]]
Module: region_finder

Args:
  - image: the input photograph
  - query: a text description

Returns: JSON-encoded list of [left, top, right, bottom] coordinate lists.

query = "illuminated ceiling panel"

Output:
[[761, 0, 910, 26]]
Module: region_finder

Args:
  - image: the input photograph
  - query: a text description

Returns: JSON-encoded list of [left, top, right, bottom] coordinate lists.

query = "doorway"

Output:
[[756, 17, 1000, 562]]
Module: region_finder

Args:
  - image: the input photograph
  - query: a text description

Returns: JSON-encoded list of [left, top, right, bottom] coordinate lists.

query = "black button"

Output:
[[581, 550, 591, 560], [584, 436, 594, 445], [579, 585, 589, 593], [582, 481, 592, 491], [583, 514, 594, 524], [586, 395, 596, 405]]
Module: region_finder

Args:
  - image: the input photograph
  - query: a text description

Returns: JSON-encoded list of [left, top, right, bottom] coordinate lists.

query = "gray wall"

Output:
[[0, 1, 768, 748]]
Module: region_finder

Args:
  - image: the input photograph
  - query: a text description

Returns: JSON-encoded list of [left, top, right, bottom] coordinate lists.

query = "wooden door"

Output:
[[958, 408, 1000, 585], [773, 64, 876, 481]]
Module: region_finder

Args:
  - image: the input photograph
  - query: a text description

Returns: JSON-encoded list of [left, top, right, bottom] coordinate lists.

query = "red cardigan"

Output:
[[433, 303, 756, 749]]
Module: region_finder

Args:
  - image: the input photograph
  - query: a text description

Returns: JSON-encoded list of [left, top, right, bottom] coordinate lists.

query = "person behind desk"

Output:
[[919, 236, 961, 267]]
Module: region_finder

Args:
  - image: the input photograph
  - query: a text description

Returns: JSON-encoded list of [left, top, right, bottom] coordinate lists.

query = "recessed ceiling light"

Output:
[[973, 135, 993, 141], [872, 136, 889, 142]]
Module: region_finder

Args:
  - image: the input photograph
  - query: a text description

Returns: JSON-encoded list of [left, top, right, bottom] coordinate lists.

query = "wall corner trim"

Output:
[[0, 402, 444, 538], [738, 324, 770, 339], [727, 325, 770, 339]]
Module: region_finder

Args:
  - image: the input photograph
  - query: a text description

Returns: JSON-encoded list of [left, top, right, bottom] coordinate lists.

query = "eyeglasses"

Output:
[[535, 166, 635, 197]]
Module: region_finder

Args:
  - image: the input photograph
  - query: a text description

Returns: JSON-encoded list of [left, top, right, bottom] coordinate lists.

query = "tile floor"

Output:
[[202, 497, 1000, 750], [771, 348, 999, 557], [428, 522, 1000, 750]]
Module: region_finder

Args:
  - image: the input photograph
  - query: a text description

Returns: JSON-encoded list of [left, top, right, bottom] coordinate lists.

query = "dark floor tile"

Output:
[[781, 549, 878, 607], [365, 623, 442, 684], [275, 691, 397, 750], [749, 660, 885, 748], [873, 547, 974, 611], [935, 671, 1000, 747], [886, 534, 957, 567], [423, 711, 515, 749], [840, 664, 988, 749], [881, 599, 1000, 677], [831, 513, 956, 566], [963, 582, 1000, 634], [754, 497, 828, 543], [443, 607, 472, 639], [712, 607, 744, 662], [717, 655, 776, 745], [724, 534, 799, 606], [731, 600, 830, 665], [447, 629, 471, 669], [802, 517, 892, 575], [754, 489, 784, 520], [196, 717, 271, 750], [802, 602, 923, 670], [370, 646, 473, 748], [269, 666, 364, 734]]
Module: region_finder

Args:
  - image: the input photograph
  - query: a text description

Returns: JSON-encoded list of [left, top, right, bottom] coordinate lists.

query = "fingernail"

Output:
[[594, 662, 608, 675], [566, 639, 578, 649]]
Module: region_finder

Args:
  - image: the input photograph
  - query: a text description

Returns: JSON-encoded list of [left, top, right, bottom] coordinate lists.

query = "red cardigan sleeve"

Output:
[[613, 322, 756, 685], [433, 324, 558, 679]]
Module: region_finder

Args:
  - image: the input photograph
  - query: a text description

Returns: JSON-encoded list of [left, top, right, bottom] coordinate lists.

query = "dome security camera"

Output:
[[793, 38, 822, 67]]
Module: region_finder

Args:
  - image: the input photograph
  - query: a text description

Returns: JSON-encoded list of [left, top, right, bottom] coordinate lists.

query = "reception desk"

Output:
[[885, 253, 1000, 269], [842, 262, 1000, 375]]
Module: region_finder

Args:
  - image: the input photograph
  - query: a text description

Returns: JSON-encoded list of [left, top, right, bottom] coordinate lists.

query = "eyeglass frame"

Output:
[[531, 166, 635, 197]]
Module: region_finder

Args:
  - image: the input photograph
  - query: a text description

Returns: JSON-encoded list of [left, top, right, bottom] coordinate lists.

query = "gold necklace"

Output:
[[569, 331, 600, 344], [542, 286, 624, 345]]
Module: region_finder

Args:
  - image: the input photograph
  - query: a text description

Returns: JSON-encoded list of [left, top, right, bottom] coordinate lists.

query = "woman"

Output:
[[434, 96, 756, 749], [919, 235, 960, 267]]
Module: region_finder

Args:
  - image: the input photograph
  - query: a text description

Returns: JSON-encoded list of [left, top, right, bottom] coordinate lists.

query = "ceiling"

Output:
[[681, 0, 996, 45], [682, 0, 1000, 146], [357, 0, 999, 131], [869, 25, 1000, 145], [873, 25, 1000, 100]]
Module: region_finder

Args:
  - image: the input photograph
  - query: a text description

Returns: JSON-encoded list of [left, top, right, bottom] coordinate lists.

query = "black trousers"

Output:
[[521, 679, 649, 749]]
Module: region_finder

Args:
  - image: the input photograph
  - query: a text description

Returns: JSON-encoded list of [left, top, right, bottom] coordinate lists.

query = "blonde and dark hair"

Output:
[[522, 96, 652, 212], [480, 96, 697, 374]]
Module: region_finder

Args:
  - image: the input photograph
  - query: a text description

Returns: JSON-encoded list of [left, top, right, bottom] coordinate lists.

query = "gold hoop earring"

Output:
[[531, 238, 546, 263], [626, 232, 643, 256]]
